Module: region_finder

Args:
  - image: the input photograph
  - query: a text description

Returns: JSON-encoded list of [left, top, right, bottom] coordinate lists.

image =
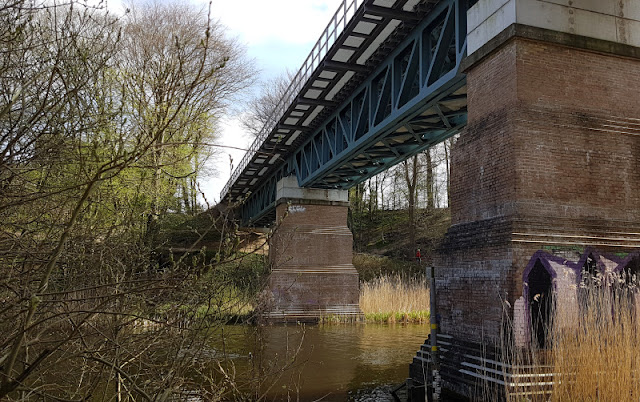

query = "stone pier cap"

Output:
[[468, 0, 640, 56], [276, 176, 348, 205]]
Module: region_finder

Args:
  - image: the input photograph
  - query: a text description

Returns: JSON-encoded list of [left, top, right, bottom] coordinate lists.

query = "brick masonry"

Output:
[[436, 36, 640, 344], [267, 200, 360, 320]]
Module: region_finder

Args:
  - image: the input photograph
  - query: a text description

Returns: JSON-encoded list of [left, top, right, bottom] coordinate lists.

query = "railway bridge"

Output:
[[222, 0, 640, 393]]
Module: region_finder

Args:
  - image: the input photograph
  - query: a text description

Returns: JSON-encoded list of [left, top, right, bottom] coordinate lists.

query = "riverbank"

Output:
[[156, 249, 431, 326], [184, 252, 432, 325]]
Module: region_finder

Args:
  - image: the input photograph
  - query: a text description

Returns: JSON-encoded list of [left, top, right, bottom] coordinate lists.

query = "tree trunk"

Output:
[[425, 149, 434, 211], [392, 171, 397, 209], [403, 155, 419, 250], [444, 138, 452, 207]]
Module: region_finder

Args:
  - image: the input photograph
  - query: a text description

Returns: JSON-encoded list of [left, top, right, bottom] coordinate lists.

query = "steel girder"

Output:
[[237, 161, 292, 225], [242, 0, 471, 226]]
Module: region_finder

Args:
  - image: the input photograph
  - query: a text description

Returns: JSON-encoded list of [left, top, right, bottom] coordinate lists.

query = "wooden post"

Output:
[[429, 266, 441, 401]]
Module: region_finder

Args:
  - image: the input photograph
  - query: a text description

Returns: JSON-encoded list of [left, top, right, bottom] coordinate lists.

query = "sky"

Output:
[[199, 0, 345, 205]]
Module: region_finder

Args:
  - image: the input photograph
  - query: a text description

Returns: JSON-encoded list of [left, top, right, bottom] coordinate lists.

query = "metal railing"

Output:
[[221, 0, 365, 200]]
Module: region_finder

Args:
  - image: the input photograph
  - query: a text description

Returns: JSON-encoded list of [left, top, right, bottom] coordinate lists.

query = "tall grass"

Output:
[[359, 274, 430, 323], [502, 278, 640, 401], [549, 283, 640, 401]]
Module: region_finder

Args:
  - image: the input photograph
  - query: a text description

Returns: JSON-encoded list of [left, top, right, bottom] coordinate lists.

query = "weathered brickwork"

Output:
[[267, 201, 360, 320], [437, 37, 640, 343]]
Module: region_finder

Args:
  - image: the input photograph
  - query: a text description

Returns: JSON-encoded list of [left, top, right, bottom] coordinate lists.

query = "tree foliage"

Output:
[[0, 0, 260, 399]]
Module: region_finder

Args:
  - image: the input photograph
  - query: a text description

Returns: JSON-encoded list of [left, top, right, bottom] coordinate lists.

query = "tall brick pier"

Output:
[[411, 0, 640, 397], [438, 0, 640, 344]]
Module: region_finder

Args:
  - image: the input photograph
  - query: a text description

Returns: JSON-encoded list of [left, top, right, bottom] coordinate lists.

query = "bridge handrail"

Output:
[[221, 0, 364, 200]]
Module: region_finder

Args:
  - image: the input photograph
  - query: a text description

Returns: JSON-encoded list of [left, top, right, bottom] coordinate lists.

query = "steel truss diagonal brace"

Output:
[[239, 0, 472, 226]]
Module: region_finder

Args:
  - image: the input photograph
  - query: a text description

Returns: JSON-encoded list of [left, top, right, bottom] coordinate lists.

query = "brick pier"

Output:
[[266, 176, 360, 321], [411, 0, 640, 398]]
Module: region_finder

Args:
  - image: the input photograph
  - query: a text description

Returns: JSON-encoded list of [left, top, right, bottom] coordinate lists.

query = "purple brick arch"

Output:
[[520, 249, 640, 345], [522, 248, 640, 289]]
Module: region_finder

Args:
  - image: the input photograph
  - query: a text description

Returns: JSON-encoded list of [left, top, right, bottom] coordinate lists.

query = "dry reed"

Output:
[[549, 283, 640, 401], [359, 274, 430, 323], [502, 277, 640, 401]]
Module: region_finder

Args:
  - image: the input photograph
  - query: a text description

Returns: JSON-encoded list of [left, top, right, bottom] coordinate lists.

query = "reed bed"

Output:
[[549, 284, 640, 401], [502, 279, 640, 401], [359, 274, 430, 323]]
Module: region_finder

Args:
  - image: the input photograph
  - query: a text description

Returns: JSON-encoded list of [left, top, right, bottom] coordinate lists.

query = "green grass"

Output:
[[153, 285, 255, 324], [148, 252, 267, 324], [318, 311, 430, 324]]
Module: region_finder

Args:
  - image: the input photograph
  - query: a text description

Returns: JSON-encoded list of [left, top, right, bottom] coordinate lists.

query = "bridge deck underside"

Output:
[[226, 0, 473, 226], [224, 0, 432, 201]]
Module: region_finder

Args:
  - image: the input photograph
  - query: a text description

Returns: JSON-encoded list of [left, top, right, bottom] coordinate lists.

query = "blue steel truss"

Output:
[[239, 0, 472, 226]]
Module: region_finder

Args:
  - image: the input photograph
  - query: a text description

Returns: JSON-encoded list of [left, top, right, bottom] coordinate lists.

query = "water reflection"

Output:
[[208, 324, 428, 401]]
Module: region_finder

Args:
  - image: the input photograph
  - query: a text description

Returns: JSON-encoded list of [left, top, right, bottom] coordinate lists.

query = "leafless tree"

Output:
[[120, 0, 254, 222], [403, 155, 419, 249], [241, 70, 296, 137]]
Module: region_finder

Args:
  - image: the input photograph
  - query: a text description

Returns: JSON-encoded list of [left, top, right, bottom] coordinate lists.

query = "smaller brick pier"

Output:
[[266, 176, 360, 321]]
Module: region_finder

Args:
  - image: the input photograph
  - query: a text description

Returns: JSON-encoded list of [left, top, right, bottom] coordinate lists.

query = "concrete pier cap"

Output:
[[275, 176, 348, 204], [467, 0, 640, 56]]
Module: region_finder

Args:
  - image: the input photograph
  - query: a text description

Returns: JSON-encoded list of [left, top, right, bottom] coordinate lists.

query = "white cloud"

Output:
[[210, 0, 344, 45]]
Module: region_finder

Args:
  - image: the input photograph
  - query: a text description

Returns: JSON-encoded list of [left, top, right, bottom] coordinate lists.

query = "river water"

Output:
[[208, 323, 428, 401]]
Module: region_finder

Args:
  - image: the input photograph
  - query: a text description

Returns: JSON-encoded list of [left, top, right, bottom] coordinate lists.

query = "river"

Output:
[[207, 323, 429, 401]]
